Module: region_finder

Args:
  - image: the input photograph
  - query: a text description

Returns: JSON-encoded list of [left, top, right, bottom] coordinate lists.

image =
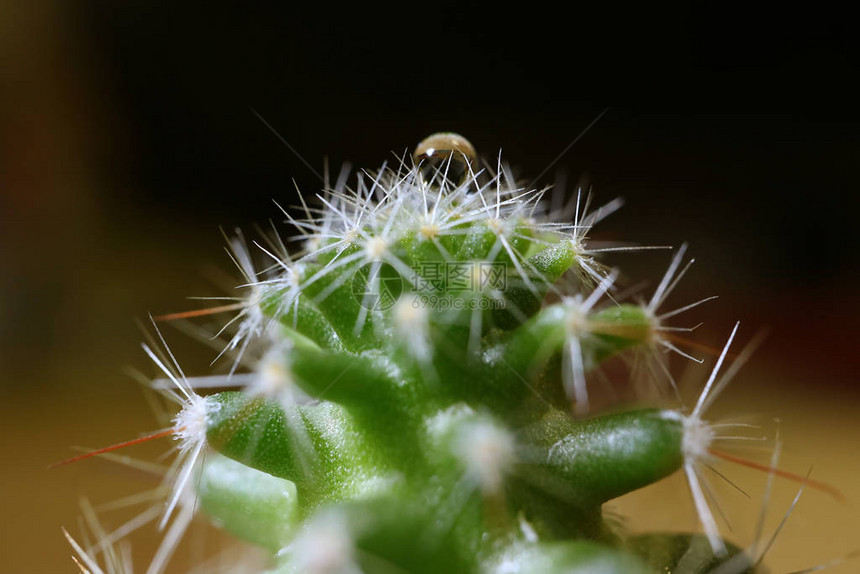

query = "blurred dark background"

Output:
[[1, 2, 858, 572]]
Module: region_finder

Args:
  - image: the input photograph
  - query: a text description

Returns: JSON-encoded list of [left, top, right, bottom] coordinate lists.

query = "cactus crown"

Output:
[[67, 133, 776, 574]]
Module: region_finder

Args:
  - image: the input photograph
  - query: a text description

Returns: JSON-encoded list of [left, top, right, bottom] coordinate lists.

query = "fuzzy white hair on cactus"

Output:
[[453, 417, 516, 495], [671, 321, 755, 557], [561, 269, 618, 414], [138, 327, 217, 574], [393, 294, 433, 365], [247, 345, 298, 399], [563, 191, 625, 286], [141, 342, 209, 530]]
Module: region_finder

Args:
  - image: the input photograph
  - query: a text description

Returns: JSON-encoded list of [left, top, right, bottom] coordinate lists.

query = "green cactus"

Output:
[[66, 132, 792, 573]]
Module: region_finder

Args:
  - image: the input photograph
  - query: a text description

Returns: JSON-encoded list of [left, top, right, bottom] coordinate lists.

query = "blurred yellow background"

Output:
[[1, 3, 857, 573]]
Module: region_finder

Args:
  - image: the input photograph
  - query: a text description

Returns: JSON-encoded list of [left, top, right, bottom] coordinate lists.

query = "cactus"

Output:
[[64, 132, 816, 573]]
